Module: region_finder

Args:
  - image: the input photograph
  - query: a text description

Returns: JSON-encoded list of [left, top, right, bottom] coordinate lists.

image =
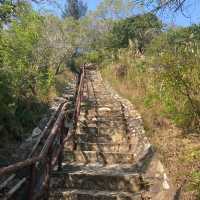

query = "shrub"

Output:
[[102, 26, 200, 132], [0, 5, 55, 139]]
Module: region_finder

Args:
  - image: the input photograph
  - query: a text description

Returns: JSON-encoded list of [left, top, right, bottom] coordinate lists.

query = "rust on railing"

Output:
[[0, 65, 85, 200]]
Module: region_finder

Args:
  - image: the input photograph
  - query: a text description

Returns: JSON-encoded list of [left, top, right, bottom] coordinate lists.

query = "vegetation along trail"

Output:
[[0, 0, 200, 199], [50, 66, 174, 200]]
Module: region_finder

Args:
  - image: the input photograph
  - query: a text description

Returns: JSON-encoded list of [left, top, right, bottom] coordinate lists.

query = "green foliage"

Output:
[[0, 0, 30, 28], [0, 0, 14, 27], [147, 25, 200, 56], [108, 13, 162, 52], [101, 24, 200, 132], [189, 170, 200, 198], [184, 148, 200, 197], [0, 4, 55, 139], [82, 50, 104, 64], [1, 8, 45, 97], [99, 9, 200, 198], [94, 0, 135, 19], [146, 26, 200, 130]]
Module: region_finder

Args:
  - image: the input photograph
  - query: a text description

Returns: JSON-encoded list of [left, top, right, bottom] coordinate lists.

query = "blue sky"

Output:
[[157, 0, 200, 26], [34, 0, 200, 26], [85, 0, 100, 10], [84, 0, 200, 26]]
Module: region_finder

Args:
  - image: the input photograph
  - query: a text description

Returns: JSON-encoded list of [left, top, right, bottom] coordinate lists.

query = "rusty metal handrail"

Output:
[[0, 66, 85, 200], [74, 66, 85, 122], [0, 103, 67, 177], [29, 101, 65, 158], [0, 102, 65, 195]]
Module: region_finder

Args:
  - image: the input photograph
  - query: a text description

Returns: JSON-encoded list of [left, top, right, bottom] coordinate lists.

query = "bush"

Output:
[[108, 13, 162, 53], [0, 4, 55, 139], [101, 26, 200, 132], [147, 28, 200, 131]]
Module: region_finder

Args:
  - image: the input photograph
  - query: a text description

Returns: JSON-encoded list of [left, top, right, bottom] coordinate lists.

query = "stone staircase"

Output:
[[50, 69, 174, 200]]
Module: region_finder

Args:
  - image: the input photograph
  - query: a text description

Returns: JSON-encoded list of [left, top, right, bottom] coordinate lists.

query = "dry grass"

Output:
[[101, 65, 200, 200], [55, 68, 74, 95], [47, 68, 74, 103]]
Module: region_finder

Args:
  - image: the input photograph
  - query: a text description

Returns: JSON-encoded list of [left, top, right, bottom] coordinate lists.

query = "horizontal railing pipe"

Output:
[[0, 156, 43, 177]]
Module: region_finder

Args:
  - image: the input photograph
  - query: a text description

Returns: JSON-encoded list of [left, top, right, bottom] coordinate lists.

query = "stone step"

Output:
[[76, 135, 118, 143], [78, 115, 125, 123], [76, 142, 137, 152], [55, 163, 140, 175], [76, 130, 125, 137], [75, 133, 138, 143], [51, 170, 143, 193], [50, 189, 142, 200], [64, 151, 135, 164], [97, 113, 123, 118], [97, 109, 122, 115], [94, 116, 124, 121], [77, 124, 125, 131], [78, 123, 125, 129], [76, 126, 126, 134], [79, 117, 125, 124]]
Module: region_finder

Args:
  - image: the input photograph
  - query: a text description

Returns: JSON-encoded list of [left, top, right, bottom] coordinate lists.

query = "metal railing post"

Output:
[[28, 164, 36, 200], [43, 152, 51, 200], [58, 122, 64, 171]]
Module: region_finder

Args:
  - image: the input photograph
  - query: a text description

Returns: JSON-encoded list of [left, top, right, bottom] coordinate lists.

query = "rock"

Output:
[[144, 143, 151, 152], [51, 104, 59, 111], [163, 179, 170, 190], [88, 124, 97, 128], [163, 173, 170, 190], [98, 107, 111, 112], [65, 121, 73, 129], [63, 94, 74, 100], [32, 127, 42, 138], [156, 161, 165, 174], [38, 116, 49, 130], [54, 97, 62, 101], [25, 137, 33, 142], [79, 115, 86, 122], [91, 117, 97, 122]]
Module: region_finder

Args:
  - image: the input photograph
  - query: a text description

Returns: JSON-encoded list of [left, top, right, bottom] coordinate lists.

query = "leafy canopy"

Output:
[[108, 13, 162, 52], [94, 0, 136, 19]]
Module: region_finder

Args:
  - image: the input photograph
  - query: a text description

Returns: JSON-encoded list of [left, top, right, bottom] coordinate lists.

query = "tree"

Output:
[[0, 0, 26, 28], [108, 13, 162, 53], [0, 4, 54, 138], [147, 24, 200, 56], [62, 0, 87, 20], [35, 15, 83, 74], [0, 0, 48, 28], [140, 0, 193, 12], [94, 0, 135, 20], [0, 0, 14, 26]]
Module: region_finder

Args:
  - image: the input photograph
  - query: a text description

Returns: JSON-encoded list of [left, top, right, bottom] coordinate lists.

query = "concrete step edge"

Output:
[[64, 150, 136, 155], [50, 188, 143, 197]]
